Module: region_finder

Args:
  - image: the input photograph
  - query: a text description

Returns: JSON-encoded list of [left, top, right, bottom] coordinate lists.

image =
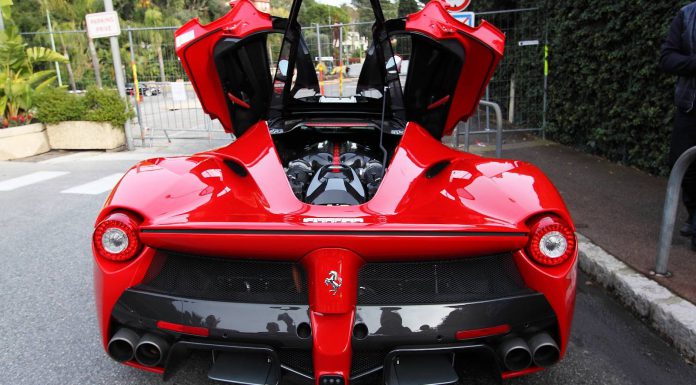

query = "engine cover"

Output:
[[284, 141, 384, 205], [306, 166, 366, 205]]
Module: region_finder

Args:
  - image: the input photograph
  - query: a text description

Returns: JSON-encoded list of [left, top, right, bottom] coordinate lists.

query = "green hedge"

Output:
[[544, 1, 684, 175], [469, 0, 685, 175], [36, 87, 133, 128]]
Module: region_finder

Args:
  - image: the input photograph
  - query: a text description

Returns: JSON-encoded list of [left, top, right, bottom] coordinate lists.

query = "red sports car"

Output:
[[93, 0, 577, 384]]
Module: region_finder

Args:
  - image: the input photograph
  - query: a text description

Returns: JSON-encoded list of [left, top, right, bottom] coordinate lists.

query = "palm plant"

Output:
[[0, 2, 66, 125]]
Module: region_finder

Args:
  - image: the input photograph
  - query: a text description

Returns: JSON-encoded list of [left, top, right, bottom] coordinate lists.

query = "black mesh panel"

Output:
[[357, 254, 529, 305], [351, 350, 387, 377], [278, 348, 313, 376], [137, 253, 308, 304]]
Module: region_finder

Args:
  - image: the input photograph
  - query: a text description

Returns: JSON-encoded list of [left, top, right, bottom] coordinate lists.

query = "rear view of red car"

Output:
[[92, 0, 577, 384]]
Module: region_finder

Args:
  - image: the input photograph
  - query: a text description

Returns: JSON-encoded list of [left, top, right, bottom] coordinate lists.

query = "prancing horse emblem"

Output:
[[324, 270, 342, 295]]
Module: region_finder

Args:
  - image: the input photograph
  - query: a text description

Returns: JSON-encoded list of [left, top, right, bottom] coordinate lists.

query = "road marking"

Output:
[[61, 173, 124, 195], [0, 171, 69, 191], [38, 152, 101, 164]]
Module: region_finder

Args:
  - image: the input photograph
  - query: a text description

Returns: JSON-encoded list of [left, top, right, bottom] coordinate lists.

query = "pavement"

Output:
[[474, 138, 696, 362], [1, 139, 696, 384]]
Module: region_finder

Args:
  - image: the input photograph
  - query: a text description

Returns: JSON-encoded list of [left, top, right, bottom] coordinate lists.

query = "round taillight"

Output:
[[526, 216, 575, 266], [93, 212, 141, 262]]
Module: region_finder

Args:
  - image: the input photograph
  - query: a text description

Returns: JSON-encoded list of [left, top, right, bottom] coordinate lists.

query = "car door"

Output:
[[175, 0, 318, 137], [388, 0, 505, 138]]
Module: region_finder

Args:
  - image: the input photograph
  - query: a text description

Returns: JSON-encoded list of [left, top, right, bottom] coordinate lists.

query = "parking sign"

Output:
[[451, 12, 476, 28]]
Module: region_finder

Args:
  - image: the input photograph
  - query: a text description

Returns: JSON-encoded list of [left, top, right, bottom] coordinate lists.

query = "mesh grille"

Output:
[[278, 349, 313, 376], [351, 351, 386, 377], [357, 254, 529, 305], [137, 253, 308, 304]]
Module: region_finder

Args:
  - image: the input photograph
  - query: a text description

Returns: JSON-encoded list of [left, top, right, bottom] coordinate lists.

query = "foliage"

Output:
[[0, 2, 66, 125], [455, 0, 683, 176], [398, 0, 420, 18], [83, 86, 133, 127], [34, 87, 82, 124], [36, 87, 133, 127], [540, 0, 682, 175]]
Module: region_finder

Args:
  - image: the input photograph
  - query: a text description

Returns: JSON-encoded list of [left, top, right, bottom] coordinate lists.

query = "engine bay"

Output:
[[284, 140, 386, 206]]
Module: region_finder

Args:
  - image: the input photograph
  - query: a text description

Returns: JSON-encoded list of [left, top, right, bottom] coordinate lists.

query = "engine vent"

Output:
[[357, 254, 530, 305], [137, 253, 308, 305], [278, 348, 313, 376], [351, 350, 387, 379]]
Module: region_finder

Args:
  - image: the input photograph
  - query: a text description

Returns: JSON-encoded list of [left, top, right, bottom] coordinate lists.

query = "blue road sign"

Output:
[[451, 11, 475, 27]]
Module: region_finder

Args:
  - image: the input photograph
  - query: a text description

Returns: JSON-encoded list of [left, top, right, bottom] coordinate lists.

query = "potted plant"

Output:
[[37, 87, 133, 150], [0, 2, 66, 161]]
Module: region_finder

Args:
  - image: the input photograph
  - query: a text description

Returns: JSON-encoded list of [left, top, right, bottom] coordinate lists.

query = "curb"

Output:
[[577, 234, 696, 362]]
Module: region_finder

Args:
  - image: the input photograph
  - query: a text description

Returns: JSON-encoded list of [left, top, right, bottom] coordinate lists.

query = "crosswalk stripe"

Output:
[[0, 171, 69, 191], [38, 152, 101, 164], [60, 173, 124, 195]]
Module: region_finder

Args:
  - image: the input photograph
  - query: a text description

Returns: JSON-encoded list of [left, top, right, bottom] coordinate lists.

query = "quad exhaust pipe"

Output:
[[499, 332, 560, 371], [135, 333, 170, 367], [107, 329, 170, 367], [528, 332, 560, 368], [498, 337, 532, 371], [107, 328, 140, 363]]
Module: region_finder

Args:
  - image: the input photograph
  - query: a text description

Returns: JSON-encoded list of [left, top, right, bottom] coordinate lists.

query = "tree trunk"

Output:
[[62, 46, 77, 92], [58, 35, 77, 92], [88, 38, 102, 88], [157, 45, 166, 83]]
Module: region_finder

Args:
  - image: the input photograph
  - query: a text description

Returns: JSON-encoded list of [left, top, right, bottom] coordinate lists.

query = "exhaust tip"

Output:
[[498, 337, 532, 372], [107, 328, 139, 363], [529, 332, 560, 367], [135, 334, 169, 367]]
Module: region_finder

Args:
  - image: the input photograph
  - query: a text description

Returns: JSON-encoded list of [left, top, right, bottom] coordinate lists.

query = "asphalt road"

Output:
[[0, 150, 695, 385]]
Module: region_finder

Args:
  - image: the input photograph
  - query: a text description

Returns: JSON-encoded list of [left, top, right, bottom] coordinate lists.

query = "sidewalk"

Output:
[[491, 140, 696, 302], [477, 139, 696, 360]]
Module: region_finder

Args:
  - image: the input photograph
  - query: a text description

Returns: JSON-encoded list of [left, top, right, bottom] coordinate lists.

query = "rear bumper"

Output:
[[111, 288, 557, 382], [96, 245, 577, 383]]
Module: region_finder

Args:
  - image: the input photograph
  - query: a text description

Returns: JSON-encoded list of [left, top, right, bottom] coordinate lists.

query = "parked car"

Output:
[[125, 83, 160, 97], [92, 0, 577, 384]]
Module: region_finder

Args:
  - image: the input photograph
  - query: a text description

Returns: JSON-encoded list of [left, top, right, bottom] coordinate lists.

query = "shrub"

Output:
[[35, 87, 133, 128], [83, 87, 134, 128], [35, 88, 83, 124], [469, 0, 683, 175]]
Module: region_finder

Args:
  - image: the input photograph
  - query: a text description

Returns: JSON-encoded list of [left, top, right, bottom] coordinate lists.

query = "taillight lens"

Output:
[[526, 216, 575, 266], [93, 212, 141, 262]]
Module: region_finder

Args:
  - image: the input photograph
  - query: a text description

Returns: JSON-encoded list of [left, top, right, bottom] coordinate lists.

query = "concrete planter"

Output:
[[0, 123, 50, 161], [46, 121, 125, 150]]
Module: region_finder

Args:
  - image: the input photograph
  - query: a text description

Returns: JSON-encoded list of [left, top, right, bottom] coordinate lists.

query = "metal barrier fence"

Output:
[[653, 146, 696, 277], [19, 7, 546, 147], [477, 8, 547, 134]]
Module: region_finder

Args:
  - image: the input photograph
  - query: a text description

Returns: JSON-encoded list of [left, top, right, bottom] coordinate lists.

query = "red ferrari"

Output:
[[93, 0, 577, 384]]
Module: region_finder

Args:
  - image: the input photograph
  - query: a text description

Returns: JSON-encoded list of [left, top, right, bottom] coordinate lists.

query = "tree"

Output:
[[144, 7, 168, 83], [0, 2, 66, 123], [397, 0, 420, 18], [352, 0, 398, 36]]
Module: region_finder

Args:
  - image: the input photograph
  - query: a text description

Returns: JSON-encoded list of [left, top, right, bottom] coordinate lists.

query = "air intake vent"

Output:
[[357, 254, 529, 305], [137, 253, 308, 304]]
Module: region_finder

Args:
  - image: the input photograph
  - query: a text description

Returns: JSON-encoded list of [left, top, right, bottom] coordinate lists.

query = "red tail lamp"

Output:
[[526, 215, 576, 266], [93, 212, 142, 262]]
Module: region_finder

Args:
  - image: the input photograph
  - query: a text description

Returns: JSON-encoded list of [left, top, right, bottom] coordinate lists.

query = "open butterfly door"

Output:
[[391, 0, 505, 138]]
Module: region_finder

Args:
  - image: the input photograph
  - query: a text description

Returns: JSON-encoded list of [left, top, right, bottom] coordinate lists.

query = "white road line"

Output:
[[60, 173, 124, 195], [0, 171, 69, 191], [38, 152, 101, 164]]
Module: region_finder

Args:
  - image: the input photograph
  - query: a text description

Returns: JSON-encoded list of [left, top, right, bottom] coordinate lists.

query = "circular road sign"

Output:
[[442, 0, 471, 12]]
